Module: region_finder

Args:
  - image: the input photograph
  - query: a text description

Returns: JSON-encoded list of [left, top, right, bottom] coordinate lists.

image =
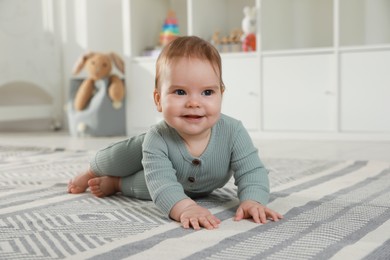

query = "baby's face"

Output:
[[154, 57, 223, 139]]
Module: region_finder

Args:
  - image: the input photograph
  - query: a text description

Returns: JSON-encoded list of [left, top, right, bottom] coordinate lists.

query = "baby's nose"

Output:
[[186, 96, 201, 107]]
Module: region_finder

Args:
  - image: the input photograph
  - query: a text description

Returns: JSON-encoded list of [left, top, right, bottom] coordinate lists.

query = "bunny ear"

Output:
[[243, 6, 250, 15], [72, 52, 95, 75], [251, 6, 257, 16], [109, 52, 125, 74]]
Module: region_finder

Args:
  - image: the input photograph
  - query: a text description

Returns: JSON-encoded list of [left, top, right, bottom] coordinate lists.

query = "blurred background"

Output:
[[0, 0, 389, 140]]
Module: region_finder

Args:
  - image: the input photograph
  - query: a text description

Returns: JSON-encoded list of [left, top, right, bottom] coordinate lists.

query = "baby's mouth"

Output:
[[183, 115, 203, 119]]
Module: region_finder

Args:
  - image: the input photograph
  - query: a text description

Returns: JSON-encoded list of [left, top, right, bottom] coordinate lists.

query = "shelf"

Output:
[[123, 0, 390, 137], [261, 47, 334, 57], [261, 0, 333, 51], [128, 0, 188, 57], [261, 45, 390, 57], [339, 0, 390, 47], [191, 0, 256, 41], [127, 0, 258, 58], [338, 44, 390, 53], [132, 56, 158, 63], [220, 52, 259, 59], [131, 49, 260, 64]]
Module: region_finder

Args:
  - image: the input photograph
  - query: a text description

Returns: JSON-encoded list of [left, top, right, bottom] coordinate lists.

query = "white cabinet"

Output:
[[221, 56, 260, 131], [126, 59, 160, 132], [341, 51, 390, 132], [263, 54, 336, 131], [122, 0, 390, 139], [258, 0, 390, 137]]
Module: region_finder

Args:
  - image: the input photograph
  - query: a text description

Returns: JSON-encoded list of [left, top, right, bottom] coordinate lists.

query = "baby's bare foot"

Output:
[[88, 176, 121, 198], [68, 170, 96, 194]]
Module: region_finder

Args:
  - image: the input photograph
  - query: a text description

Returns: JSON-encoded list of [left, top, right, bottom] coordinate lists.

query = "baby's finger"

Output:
[[248, 207, 261, 223], [207, 216, 220, 229], [234, 207, 245, 221], [266, 209, 284, 221], [258, 208, 267, 224], [199, 217, 214, 230], [190, 218, 201, 230], [181, 218, 190, 229], [212, 215, 222, 224]]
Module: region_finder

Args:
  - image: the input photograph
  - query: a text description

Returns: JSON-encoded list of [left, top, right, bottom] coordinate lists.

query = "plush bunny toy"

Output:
[[241, 6, 257, 52], [72, 52, 125, 111]]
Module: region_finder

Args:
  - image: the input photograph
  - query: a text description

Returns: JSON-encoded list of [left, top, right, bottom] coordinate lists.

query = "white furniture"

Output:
[[122, 0, 390, 139], [0, 0, 62, 129]]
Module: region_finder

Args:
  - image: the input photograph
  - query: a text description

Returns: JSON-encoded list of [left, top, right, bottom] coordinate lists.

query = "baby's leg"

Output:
[[88, 176, 121, 197], [68, 135, 144, 195], [121, 170, 151, 200], [68, 168, 96, 194], [91, 134, 145, 178], [82, 134, 147, 198], [88, 170, 151, 200]]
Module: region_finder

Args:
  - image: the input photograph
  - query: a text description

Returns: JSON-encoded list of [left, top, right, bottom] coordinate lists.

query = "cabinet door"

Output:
[[341, 51, 390, 132], [127, 60, 161, 134], [221, 56, 260, 131], [263, 54, 336, 131]]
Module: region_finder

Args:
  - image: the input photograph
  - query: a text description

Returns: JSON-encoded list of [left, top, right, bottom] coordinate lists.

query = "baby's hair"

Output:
[[155, 36, 225, 92]]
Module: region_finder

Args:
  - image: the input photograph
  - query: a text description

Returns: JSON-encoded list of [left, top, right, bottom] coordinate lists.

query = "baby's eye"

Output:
[[174, 89, 186, 95], [202, 89, 214, 96]]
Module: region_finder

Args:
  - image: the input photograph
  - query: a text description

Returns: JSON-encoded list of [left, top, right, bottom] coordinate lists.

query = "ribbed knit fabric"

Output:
[[90, 134, 145, 177], [142, 114, 270, 217], [90, 114, 270, 217], [90, 134, 151, 200]]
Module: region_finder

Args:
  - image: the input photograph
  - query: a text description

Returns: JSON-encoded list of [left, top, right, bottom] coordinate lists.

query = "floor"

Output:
[[0, 131, 389, 162]]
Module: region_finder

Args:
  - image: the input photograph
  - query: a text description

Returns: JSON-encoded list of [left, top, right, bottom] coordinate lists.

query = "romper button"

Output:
[[192, 159, 201, 165], [188, 177, 195, 183]]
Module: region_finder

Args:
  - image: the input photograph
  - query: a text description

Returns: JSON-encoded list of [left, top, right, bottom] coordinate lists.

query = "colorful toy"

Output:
[[211, 29, 243, 53], [241, 6, 257, 52], [160, 10, 179, 46], [72, 52, 125, 111]]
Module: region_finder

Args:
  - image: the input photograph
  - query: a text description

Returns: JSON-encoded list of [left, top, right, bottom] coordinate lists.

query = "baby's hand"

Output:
[[234, 200, 283, 224], [179, 204, 221, 230], [170, 199, 221, 230]]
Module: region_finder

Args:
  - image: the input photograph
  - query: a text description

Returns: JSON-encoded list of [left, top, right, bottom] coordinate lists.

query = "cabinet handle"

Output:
[[324, 90, 335, 96]]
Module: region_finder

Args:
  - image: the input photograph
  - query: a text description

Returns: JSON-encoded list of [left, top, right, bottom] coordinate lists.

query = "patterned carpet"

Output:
[[0, 145, 389, 259]]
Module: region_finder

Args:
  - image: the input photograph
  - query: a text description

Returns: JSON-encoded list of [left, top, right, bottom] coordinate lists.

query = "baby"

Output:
[[68, 36, 282, 230]]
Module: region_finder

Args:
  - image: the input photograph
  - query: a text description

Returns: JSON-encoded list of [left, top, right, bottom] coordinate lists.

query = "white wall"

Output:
[[0, 0, 123, 131]]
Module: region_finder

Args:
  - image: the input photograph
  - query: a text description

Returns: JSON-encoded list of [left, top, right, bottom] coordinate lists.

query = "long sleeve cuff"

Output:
[[153, 187, 190, 217]]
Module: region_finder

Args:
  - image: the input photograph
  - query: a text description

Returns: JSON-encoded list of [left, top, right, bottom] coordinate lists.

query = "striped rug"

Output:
[[0, 146, 389, 259]]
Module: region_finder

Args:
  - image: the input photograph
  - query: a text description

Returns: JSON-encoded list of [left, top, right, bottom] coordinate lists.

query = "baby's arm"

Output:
[[235, 200, 283, 224], [170, 199, 221, 230], [230, 121, 283, 223]]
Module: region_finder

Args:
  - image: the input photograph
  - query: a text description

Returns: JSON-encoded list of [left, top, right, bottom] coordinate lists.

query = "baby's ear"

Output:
[[153, 90, 162, 112]]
